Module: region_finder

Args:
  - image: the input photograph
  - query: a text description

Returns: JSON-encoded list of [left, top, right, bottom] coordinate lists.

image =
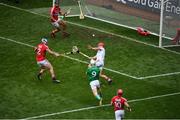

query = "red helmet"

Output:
[[117, 89, 123, 96], [98, 42, 105, 47]]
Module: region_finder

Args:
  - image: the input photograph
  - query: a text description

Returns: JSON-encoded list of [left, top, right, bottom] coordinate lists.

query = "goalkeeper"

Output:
[[50, 1, 70, 38], [86, 60, 103, 106]]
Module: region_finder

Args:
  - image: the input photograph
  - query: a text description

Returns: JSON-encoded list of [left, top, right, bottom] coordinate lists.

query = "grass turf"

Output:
[[0, 3, 180, 119]]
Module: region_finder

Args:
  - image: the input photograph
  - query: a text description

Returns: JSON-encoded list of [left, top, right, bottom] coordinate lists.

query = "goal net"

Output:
[[161, 0, 180, 47], [53, 0, 180, 47]]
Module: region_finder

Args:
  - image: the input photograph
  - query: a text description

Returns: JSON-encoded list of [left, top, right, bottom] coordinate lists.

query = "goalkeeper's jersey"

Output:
[[86, 66, 100, 82]]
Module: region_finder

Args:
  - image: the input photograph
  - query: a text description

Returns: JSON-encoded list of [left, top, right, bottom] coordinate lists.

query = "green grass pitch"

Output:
[[0, 1, 180, 119]]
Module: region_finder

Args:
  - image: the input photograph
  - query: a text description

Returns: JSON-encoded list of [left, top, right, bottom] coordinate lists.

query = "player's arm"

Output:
[[59, 11, 65, 16], [88, 45, 101, 51], [111, 101, 113, 106], [59, 11, 69, 19], [34, 47, 37, 52], [89, 56, 97, 61], [92, 56, 97, 60], [110, 98, 114, 106], [124, 101, 131, 112], [46, 48, 60, 57]]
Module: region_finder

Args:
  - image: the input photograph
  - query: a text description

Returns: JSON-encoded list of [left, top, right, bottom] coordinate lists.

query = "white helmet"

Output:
[[41, 38, 48, 44]]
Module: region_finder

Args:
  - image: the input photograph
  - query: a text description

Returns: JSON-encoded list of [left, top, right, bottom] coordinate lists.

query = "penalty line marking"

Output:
[[1, 2, 180, 56], [1, 3, 180, 79], [21, 92, 180, 119], [1, 36, 180, 79]]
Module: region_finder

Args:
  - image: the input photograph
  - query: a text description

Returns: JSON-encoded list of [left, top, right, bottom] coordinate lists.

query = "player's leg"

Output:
[[172, 28, 180, 44], [59, 20, 70, 37], [37, 68, 46, 80], [96, 62, 112, 84], [37, 60, 48, 80], [119, 110, 125, 120], [51, 28, 61, 37], [97, 87, 102, 98], [97, 86, 103, 106], [92, 88, 100, 100], [44, 60, 60, 83], [99, 68, 112, 85], [90, 80, 102, 105], [115, 110, 122, 120], [51, 21, 61, 38]]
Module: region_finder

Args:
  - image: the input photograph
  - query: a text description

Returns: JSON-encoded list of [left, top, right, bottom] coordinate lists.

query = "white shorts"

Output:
[[37, 59, 49, 67], [95, 62, 104, 70], [51, 19, 61, 28], [115, 110, 125, 120], [90, 80, 100, 90]]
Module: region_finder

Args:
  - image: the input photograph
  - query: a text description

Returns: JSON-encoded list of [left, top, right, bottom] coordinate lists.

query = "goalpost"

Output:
[[159, 0, 164, 48], [52, 0, 180, 48]]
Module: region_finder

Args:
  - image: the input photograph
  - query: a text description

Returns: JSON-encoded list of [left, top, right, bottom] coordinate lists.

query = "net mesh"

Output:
[[162, 0, 180, 46], [59, 0, 86, 16], [84, 0, 161, 34]]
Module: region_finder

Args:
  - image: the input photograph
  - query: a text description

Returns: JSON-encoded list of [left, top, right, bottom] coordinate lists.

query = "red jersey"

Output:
[[50, 6, 61, 22], [111, 96, 127, 111], [35, 43, 49, 62]]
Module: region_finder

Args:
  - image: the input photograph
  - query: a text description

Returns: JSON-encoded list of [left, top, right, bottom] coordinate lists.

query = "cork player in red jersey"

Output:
[[35, 38, 60, 83], [111, 89, 131, 120], [50, 1, 70, 38]]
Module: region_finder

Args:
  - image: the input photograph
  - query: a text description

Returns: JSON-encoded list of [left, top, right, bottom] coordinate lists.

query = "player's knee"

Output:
[[92, 88, 96, 93], [49, 66, 54, 71]]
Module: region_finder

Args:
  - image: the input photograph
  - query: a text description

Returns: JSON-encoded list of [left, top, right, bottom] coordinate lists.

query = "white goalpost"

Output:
[[159, 0, 164, 48]]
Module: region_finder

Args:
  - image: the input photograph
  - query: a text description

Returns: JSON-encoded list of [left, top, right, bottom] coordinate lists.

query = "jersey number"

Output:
[[37, 48, 41, 55], [92, 71, 97, 77], [115, 101, 121, 108]]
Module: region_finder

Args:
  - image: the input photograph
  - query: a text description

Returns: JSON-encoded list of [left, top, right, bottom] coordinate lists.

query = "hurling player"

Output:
[[88, 42, 112, 84], [35, 38, 60, 83], [111, 89, 131, 120], [50, 1, 70, 38], [86, 60, 103, 106]]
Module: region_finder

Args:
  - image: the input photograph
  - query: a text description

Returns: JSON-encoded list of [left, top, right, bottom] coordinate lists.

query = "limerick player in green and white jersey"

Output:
[[86, 60, 103, 106]]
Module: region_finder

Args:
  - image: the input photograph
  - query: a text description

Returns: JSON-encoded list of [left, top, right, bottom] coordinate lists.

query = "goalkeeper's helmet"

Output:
[[98, 42, 105, 47], [41, 38, 48, 44], [117, 89, 123, 97]]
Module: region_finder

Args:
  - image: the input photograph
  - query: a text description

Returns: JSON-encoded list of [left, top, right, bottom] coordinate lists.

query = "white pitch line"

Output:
[[0, 36, 34, 48], [21, 92, 180, 120], [104, 67, 138, 79], [1, 3, 180, 56], [0, 36, 138, 79], [1, 3, 180, 79], [139, 71, 180, 80]]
